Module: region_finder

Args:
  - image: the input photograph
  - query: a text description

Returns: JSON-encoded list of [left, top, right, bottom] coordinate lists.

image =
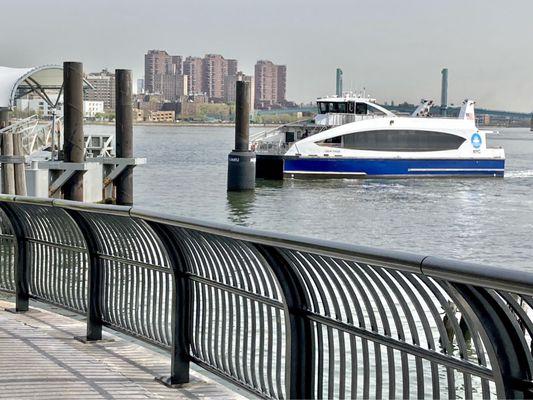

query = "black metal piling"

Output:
[[62, 61, 85, 201], [227, 80, 255, 191], [115, 69, 134, 205]]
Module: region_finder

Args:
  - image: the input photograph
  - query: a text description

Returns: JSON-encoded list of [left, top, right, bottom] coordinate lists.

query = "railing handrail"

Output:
[[1, 194, 531, 297]]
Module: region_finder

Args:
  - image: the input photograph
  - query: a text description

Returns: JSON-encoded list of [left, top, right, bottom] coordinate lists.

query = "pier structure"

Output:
[[0, 63, 145, 202], [0, 195, 532, 399]]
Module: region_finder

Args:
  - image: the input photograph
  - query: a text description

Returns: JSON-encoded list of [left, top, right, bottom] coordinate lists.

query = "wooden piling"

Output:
[[13, 133, 27, 196], [1, 132, 15, 195], [115, 69, 134, 206], [62, 62, 85, 201]]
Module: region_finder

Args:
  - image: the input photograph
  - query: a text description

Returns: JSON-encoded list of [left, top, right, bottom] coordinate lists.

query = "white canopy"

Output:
[[0, 65, 65, 110]]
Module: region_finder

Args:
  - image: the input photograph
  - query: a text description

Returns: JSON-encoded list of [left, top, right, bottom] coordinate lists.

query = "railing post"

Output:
[[65, 209, 106, 342], [451, 283, 533, 398], [146, 221, 190, 386], [254, 244, 314, 399], [0, 203, 29, 312]]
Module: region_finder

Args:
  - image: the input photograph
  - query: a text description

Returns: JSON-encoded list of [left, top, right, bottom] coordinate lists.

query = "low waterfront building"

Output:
[[83, 101, 104, 118], [16, 97, 63, 118], [133, 108, 145, 121], [149, 110, 175, 122], [134, 93, 163, 113]]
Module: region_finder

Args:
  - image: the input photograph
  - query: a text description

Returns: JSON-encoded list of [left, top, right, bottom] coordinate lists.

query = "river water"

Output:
[[86, 125, 533, 271]]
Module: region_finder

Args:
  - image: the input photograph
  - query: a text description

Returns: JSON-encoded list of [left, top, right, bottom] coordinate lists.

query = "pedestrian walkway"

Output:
[[0, 298, 246, 399]]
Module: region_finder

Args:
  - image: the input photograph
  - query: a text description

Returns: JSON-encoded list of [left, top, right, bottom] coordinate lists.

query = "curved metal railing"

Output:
[[0, 195, 531, 399]]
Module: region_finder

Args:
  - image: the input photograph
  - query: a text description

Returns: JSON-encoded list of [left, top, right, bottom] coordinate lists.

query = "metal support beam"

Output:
[[115, 69, 133, 205], [62, 62, 85, 201], [37, 161, 88, 196]]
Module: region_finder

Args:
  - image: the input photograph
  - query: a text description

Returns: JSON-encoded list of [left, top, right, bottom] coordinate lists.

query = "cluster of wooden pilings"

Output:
[[0, 61, 135, 205], [0, 116, 26, 196]]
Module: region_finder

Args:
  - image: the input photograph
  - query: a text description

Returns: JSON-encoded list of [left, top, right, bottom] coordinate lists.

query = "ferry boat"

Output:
[[252, 96, 505, 178]]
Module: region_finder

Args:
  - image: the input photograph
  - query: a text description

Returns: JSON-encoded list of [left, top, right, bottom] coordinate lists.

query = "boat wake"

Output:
[[505, 170, 533, 178]]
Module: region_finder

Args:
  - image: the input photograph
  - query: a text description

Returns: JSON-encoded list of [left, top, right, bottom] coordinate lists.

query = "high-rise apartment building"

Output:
[[145, 50, 171, 93], [226, 59, 238, 77], [254, 60, 287, 109], [202, 54, 229, 101], [153, 74, 188, 102], [276, 65, 287, 105], [183, 56, 204, 95], [144, 50, 183, 100], [85, 69, 116, 111]]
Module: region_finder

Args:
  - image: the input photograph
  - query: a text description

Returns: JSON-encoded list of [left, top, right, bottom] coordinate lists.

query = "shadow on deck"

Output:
[[0, 297, 246, 399]]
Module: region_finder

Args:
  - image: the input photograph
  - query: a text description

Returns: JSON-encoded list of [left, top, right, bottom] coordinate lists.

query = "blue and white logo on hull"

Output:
[[471, 133, 482, 149]]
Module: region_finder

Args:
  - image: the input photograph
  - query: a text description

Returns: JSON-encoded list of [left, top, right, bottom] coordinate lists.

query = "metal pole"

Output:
[[0, 109, 9, 194], [13, 134, 26, 196], [1, 133, 15, 195], [227, 80, 255, 191], [62, 61, 85, 201], [115, 69, 134, 205]]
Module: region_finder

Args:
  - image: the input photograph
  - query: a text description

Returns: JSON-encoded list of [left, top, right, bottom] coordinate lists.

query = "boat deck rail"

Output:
[[0, 195, 531, 399]]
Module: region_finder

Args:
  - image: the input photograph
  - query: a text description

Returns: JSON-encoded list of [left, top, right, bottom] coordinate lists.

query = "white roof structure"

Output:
[[0, 64, 93, 110]]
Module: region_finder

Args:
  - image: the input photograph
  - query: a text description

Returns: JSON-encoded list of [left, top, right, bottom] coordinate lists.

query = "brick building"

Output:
[[254, 60, 287, 109]]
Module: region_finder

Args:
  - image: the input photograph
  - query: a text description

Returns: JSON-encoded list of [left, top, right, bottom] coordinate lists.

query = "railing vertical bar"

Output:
[[145, 222, 190, 386], [0, 204, 29, 312], [254, 244, 314, 400], [64, 210, 103, 341], [274, 306, 284, 398]]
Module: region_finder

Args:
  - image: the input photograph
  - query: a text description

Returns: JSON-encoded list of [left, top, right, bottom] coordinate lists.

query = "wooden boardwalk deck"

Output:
[[0, 298, 247, 399]]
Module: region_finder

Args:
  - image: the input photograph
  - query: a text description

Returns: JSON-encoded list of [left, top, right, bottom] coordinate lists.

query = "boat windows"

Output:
[[317, 101, 353, 114], [341, 130, 466, 151], [286, 132, 295, 143], [347, 102, 355, 113], [355, 102, 368, 115], [317, 136, 342, 147]]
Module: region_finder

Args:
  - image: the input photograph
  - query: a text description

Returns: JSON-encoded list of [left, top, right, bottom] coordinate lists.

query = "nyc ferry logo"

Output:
[[471, 133, 482, 149]]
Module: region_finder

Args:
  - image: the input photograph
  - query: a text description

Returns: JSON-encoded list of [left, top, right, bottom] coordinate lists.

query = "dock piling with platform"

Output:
[[227, 80, 256, 191]]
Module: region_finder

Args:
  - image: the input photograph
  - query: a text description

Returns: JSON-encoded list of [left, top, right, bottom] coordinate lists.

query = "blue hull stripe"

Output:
[[284, 158, 505, 177]]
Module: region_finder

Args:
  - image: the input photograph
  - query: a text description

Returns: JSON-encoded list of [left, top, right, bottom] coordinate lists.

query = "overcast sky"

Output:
[[1, 0, 532, 111]]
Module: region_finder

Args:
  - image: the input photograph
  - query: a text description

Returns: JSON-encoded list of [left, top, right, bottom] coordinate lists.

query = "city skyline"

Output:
[[1, 0, 533, 112]]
